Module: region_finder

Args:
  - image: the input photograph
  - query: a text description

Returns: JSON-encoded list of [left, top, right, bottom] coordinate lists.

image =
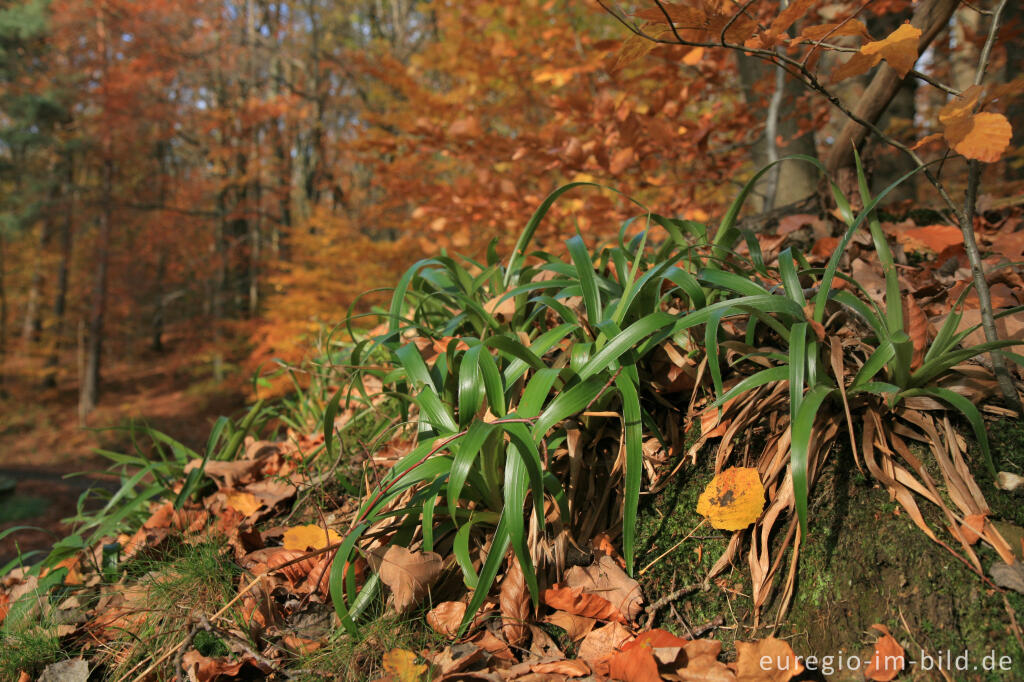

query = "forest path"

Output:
[[0, 338, 249, 568]]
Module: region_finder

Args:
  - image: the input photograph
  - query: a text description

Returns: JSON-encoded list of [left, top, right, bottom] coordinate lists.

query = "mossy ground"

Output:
[[635, 418, 1024, 680]]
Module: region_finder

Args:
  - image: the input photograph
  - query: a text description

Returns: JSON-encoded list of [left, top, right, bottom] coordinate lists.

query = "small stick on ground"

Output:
[[644, 583, 702, 630], [690, 614, 725, 638]]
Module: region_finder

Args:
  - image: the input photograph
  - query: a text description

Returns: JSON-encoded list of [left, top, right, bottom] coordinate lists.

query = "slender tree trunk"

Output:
[[0, 229, 7, 399], [80, 159, 113, 416], [21, 218, 49, 345], [151, 252, 166, 352], [44, 155, 75, 388]]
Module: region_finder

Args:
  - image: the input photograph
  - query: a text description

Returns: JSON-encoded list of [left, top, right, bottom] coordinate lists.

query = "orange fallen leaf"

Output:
[[543, 585, 628, 623], [566, 555, 644, 622], [865, 624, 905, 681], [471, 629, 516, 661], [427, 601, 466, 637], [960, 513, 988, 545], [895, 224, 963, 254], [731, 637, 803, 681], [696, 467, 765, 531], [607, 634, 662, 682]]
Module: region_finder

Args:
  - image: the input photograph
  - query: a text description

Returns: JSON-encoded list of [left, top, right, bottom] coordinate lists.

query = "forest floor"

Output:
[[0, 334, 249, 567]]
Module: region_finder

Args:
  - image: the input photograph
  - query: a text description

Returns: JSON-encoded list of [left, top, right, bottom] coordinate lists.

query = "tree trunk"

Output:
[[79, 159, 113, 416], [20, 219, 49, 346], [44, 155, 74, 388], [0, 229, 7, 399], [737, 55, 818, 213]]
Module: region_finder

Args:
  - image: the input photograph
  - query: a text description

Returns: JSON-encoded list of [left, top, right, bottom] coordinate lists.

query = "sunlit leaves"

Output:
[[832, 23, 921, 81]]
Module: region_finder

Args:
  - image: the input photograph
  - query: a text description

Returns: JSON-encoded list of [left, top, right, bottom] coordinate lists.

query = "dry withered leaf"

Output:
[[530, 659, 590, 677], [545, 610, 597, 642], [792, 19, 871, 45], [427, 601, 467, 638], [577, 621, 634, 662], [281, 524, 341, 551], [471, 629, 516, 661], [543, 585, 627, 623], [282, 635, 323, 654], [960, 513, 987, 545], [180, 650, 260, 682], [864, 624, 905, 681], [528, 623, 564, 658], [381, 648, 428, 682], [500, 558, 530, 646], [902, 294, 928, 370], [696, 467, 765, 531], [185, 458, 260, 488], [565, 554, 643, 622], [378, 545, 443, 614], [675, 638, 735, 681], [731, 637, 803, 681]]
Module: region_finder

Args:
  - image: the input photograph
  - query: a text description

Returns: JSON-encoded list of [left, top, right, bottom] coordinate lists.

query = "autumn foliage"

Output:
[[2, 0, 1022, 415]]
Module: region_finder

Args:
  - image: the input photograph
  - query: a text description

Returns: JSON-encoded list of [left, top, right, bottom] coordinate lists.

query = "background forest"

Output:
[[0, 0, 1021, 452]]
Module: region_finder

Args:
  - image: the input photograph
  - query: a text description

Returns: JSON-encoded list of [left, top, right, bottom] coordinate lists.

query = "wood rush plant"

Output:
[[328, 161, 1024, 633]]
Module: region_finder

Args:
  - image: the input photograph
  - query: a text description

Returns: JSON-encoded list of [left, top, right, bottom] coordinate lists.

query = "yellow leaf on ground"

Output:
[[696, 467, 765, 530], [281, 524, 342, 552], [381, 648, 427, 682], [225, 491, 261, 517]]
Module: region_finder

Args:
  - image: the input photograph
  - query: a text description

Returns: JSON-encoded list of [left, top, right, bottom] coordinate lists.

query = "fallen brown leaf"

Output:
[[542, 585, 627, 623], [500, 558, 530, 646], [577, 621, 634, 662], [731, 637, 803, 681], [864, 624, 905, 681], [378, 545, 443, 614], [544, 610, 596, 641], [565, 554, 643, 622], [427, 601, 467, 638]]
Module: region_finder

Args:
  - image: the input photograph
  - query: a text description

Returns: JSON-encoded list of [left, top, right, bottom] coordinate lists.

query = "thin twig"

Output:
[[644, 583, 702, 629], [960, 0, 1022, 415]]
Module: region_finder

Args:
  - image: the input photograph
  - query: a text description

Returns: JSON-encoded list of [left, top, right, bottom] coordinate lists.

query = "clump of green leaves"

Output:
[[331, 157, 1024, 633]]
